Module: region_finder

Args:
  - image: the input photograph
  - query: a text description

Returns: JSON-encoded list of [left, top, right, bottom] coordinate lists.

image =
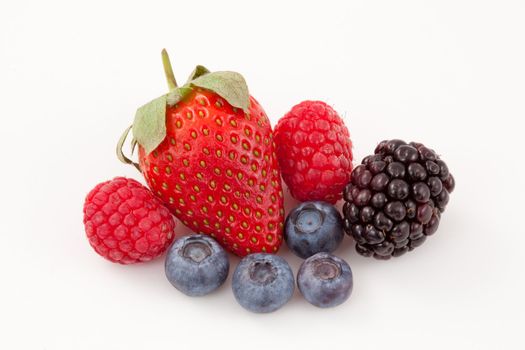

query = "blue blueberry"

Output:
[[285, 201, 344, 259], [297, 252, 353, 308], [165, 234, 229, 297], [232, 254, 295, 313]]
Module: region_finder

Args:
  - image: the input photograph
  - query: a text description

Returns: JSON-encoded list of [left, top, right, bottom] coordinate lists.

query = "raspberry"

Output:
[[342, 140, 455, 259], [274, 101, 353, 203], [83, 177, 176, 264]]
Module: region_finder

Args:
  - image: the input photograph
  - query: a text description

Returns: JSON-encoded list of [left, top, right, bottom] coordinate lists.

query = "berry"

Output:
[[297, 252, 353, 308], [232, 253, 294, 313], [273, 101, 353, 204], [83, 177, 176, 264], [284, 201, 344, 259], [118, 50, 284, 257], [343, 140, 455, 259], [165, 234, 229, 296]]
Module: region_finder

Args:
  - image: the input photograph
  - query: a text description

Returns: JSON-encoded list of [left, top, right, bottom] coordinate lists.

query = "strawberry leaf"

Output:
[[132, 94, 167, 155], [167, 87, 192, 106], [190, 71, 250, 113], [133, 87, 192, 154], [185, 65, 210, 84]]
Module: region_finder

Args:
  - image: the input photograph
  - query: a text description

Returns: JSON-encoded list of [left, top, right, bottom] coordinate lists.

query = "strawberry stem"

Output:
[[161, 49, 178, 90]]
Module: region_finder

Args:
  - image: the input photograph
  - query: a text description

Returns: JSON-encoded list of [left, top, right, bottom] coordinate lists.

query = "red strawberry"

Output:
[[117, 50, 284, 256], [274, 100, 353, 204]]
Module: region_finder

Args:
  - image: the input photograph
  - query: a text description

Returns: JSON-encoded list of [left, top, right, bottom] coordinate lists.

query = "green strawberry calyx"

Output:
[[117, 49, 251, 168]]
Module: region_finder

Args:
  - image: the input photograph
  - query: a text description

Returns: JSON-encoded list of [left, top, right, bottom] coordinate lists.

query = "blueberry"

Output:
[[232, 254, 294, 313], [165, 234, 229, 297], [284, 201, 344, 259], [297, 252, 353, 308]]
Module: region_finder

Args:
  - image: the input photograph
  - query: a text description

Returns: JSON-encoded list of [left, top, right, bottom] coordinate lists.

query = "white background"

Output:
[[1, 0, 524, 349]]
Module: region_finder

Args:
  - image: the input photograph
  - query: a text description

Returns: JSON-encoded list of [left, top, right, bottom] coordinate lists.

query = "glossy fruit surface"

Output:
[[139, 90, 284, 256], [297, 252, 353, 308], [232, 253, 294, 313], [83, 177, 176, 264], [285, 201, 344, 259], [343, 140, 455, 259], [274, 101, 353, 203], [118, 50, 285, 257], [165, 234, 229, 296]]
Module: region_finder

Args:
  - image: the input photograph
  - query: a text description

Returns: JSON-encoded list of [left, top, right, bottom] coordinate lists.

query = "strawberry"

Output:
[[117, 50, 284, 256]]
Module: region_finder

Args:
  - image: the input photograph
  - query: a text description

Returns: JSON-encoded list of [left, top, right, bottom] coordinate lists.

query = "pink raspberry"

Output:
[[274, 101, 353, 203], [83, 177, 176, 264]]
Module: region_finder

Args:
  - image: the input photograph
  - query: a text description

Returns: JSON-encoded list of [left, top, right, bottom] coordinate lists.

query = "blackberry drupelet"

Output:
[[343, 140, 455, 259]]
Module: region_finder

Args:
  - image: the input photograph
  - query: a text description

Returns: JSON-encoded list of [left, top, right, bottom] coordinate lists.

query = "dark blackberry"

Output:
[[343, 140, 455, 259]]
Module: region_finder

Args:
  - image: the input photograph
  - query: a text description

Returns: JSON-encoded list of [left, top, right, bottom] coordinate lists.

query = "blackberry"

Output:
[[343, 140, 455, 259]]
